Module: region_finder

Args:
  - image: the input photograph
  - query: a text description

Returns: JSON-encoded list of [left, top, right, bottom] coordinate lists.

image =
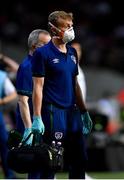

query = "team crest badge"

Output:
[[55, 132, 63, 140], [71, 55, 76, 64]]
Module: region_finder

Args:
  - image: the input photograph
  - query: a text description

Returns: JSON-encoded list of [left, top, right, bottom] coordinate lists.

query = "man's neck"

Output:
[[52, 38, 67, 53]]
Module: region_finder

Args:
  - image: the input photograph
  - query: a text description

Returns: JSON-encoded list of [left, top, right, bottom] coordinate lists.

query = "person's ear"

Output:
[[49, 22, 63, 37], [32, 44, 36, 51], [51, 26, 58, 36], [53, 27, 64, 37]]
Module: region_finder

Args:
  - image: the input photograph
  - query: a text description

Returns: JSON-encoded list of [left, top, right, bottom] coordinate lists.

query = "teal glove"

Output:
[[81, 111, 93, 135], [32, 116, 45, 135], [21, 128, 33, 145]]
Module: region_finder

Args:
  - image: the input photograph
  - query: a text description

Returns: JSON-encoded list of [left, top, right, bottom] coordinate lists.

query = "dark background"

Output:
[[0, 0, 124, 73], [1, 1, 124, 173]]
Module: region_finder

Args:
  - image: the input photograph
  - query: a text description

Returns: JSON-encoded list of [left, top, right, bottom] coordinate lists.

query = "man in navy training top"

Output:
[[31, 11, 93, 179], [16, 29, 51, 143]]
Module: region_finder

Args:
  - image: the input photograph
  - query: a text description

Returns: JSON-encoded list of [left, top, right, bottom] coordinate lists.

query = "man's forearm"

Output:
[[32, 77, 44, 116], [75, 81, 87, 112], [0, 92, 17, 105], [18, 97, 32, 128], [2, 55, 19, 72], [32, 86, 42, 116]]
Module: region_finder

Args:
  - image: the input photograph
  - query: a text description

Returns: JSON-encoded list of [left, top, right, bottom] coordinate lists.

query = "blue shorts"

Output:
[[42, 104, 82, 140], [42, 103, 87, 171]]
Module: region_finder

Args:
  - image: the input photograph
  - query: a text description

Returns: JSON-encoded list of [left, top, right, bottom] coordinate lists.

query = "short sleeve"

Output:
[[32, 48, 46, 77], [16, 65, 32, 96], [73, 48, 79, 76], [75, 62, 79, 76], [4, 77, 16, 95]]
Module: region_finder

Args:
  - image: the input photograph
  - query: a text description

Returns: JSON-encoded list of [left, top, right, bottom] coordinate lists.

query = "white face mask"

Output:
[[62, 27, 75, 43], [49, 22, 75, 43]]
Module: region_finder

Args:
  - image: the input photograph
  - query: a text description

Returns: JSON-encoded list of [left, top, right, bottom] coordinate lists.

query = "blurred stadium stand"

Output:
[[87, 111, 124, 172], [0, 0, 124, 73]]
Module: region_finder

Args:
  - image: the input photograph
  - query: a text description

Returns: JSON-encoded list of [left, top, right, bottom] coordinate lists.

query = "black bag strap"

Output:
[[32, 130, 43, 146]]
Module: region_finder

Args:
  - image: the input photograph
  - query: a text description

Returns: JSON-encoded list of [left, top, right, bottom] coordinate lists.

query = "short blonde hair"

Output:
[[48, 11, 73, 27]]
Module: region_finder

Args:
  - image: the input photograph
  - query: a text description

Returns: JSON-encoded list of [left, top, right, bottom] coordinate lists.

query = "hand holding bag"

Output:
[[7, 131, 64, 173]]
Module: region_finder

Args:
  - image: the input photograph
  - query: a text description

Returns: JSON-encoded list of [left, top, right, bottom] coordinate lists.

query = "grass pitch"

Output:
[[1, 169, 124, 179]]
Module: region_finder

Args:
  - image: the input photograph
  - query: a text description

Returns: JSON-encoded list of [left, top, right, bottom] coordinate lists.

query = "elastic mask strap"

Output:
[[48, 22, 62, 33]]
